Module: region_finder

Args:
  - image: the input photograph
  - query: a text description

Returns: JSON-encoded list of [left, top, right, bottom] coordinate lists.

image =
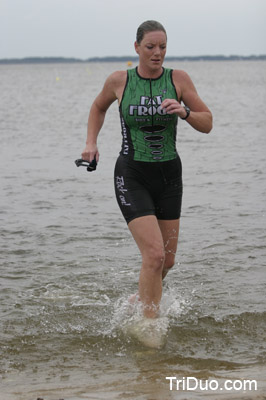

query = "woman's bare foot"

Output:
[[128, 292, 140, 304]]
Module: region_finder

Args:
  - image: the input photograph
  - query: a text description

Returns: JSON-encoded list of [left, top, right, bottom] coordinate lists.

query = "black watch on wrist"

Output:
[[181, 105, 190, 120]]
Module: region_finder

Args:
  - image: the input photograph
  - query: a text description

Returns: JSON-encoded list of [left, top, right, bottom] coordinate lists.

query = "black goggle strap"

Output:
[[75, 158, 97, 172]]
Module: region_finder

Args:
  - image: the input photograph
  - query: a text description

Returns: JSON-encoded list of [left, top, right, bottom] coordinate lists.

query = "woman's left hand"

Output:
[[161, 98, 187, 118]]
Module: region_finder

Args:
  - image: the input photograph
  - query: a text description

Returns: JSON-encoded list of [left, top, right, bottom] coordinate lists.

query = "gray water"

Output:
[[0, 61, 266, 400]]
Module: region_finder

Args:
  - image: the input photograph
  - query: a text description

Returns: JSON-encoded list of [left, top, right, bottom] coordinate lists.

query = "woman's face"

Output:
[[135, 30, 167, 73]]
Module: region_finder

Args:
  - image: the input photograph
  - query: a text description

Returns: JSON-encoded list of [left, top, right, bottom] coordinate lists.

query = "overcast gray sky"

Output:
[[1, 0, 266, 59]]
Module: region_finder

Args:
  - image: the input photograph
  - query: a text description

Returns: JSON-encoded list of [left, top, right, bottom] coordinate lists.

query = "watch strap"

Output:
[[181, 106, 190, 120]]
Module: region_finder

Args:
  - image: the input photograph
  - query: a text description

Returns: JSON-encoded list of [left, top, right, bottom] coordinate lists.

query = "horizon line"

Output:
[[0, 54, 265, 64]]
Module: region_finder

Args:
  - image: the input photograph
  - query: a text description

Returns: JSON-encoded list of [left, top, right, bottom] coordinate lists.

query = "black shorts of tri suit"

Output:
[[114, 154, 183, 224]]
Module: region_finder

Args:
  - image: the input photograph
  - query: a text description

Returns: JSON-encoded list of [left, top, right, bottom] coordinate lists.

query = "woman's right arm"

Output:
[[81, 71, 126, 162]]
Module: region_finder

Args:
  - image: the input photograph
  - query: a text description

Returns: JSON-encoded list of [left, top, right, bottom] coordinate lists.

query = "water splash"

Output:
[[106, 286, 188, 349]]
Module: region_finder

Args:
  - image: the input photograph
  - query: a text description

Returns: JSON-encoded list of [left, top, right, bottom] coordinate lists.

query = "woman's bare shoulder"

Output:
[[172, 69, 197, 99], [106, 70, 127, 87], [172, 69, 191, 83], [102, 71, 127, 103]]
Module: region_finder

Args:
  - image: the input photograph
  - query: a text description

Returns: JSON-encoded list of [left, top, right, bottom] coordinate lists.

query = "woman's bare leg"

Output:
[[158, 219, 180, 279], [128, 217, 180, 317], [128, 215, 165, 318]]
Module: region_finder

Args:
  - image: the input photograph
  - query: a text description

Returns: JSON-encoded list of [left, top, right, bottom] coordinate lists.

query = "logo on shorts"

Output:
[[115, 176, 131, 206]]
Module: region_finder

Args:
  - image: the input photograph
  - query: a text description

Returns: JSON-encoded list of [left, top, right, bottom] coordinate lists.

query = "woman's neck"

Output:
[[137, 65, 164, 79]]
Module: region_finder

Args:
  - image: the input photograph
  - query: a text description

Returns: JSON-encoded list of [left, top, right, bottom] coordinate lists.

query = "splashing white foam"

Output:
[[123, 315, 169, 349], [109, 286, 187, 349]]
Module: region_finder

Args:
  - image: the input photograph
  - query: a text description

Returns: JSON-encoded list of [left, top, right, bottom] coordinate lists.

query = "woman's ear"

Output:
[[134, 41, 139, 55]]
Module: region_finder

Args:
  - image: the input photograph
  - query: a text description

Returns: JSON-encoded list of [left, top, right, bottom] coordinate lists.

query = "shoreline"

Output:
[[0, 54, 266, 65]]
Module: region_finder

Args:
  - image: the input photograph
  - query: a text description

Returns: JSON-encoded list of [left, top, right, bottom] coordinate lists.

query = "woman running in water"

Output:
[[81, 20, 212, 318]]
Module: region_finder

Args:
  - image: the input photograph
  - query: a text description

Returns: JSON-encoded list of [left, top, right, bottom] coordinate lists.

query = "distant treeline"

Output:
[[0, 55, 266, 64]]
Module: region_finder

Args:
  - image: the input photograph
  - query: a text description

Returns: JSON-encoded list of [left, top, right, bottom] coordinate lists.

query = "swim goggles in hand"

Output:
[[75, 158, 97, 172]]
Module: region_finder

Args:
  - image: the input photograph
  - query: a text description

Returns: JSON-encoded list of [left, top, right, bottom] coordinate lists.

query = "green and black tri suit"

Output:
[[119, 66, 178, 162], [114, 67, 183, 223]]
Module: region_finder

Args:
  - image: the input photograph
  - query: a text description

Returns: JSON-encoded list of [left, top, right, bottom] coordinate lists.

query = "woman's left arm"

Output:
[[161, 70, 213, 133]]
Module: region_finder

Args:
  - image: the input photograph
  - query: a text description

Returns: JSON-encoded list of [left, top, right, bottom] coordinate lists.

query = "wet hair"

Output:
[[136, 20, 167, 44]]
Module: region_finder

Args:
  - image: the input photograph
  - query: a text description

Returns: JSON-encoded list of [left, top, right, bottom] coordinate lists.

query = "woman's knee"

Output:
[[142, 246, 165, 273]]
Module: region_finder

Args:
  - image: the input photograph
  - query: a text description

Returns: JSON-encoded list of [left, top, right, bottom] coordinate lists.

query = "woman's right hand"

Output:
[[81, 143, 99, 163]]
